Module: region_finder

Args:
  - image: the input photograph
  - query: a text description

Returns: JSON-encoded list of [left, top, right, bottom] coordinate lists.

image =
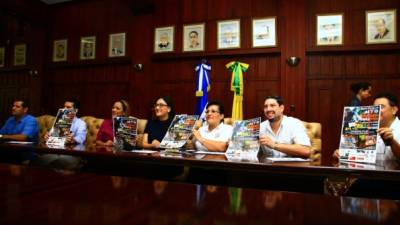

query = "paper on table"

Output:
[[194, 150, 226, 155], [266, 157, 310, 162], [130, 149, 158, 154], [6, 141, 35, 145]]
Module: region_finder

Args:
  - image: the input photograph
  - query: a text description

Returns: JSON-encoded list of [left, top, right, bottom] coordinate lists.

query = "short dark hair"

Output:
[[264, 95, 284, 106], [374, 92, 398, 107], [154, 96, 175, 119], [65, 99, 80, 110], [350, 82, 371, 94], [206, 101, 225, 123], [14, 99, 30, 108], [206, 101, 225, 114]]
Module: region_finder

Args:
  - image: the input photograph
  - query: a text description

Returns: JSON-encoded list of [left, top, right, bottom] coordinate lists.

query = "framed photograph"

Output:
[[0, 47, 5, 68], [183, 23, 205, 52], [13, 44, 26, 66], [366, 9, 397, 44], [52, 39, 67, 62], [109, 32, 126, 57], [252, 17, 277, 48], [154, 26, 174, 53], [217, 19, 240, 49], [80, 36, 96, 60], [316, 14, 343, 46]]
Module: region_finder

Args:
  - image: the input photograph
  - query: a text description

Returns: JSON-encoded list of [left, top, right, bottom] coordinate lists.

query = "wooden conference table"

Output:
[[0, 142, 399, 199], [0, 162, 399, 225]]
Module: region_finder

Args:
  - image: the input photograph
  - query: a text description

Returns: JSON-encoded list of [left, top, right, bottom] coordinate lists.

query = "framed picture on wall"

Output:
[[154, 26, 174, 53], [13, 44, 26, 66], [0, 47, 5, 68], [183, 23, 205, 52], [316, 14, 343, 46], [80, 36, 96, 60], [52, 39, 67, 62], [109, 32, 126, 57], [252, 17, 277, 48], [217, 19, 240, 49], [366, 9, 397, 44]]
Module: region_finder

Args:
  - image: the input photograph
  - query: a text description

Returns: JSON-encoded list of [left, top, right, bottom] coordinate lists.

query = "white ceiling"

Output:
[[40, 0, 72, 4]]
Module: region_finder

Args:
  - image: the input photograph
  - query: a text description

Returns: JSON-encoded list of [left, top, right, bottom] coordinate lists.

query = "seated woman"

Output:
[[349, 82, 372, 106], [142, 96, 175, 149], [193, 101, 233, 152], [96, 100, 130, 146]]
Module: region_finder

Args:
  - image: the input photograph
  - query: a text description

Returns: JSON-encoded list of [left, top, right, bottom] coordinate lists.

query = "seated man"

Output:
[[334, 92, 400, 161], [259, 96, 311, 158], [45, 99, 87, 145], [0, 99, 39, 142]]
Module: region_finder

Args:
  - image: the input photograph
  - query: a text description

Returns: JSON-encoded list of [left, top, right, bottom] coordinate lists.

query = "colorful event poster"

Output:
[[46, 108, 77, 147], [160, 114, 198, 149], [113, 116, 138, 150], [339, 105, 381, 163], [226, 117, 261, 156]]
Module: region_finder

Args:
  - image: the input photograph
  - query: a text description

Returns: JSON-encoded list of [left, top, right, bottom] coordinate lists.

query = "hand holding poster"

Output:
[[113, 116, 138, 150], [160, 115, 198, 149], [46, 108, 77, 147], [339, 105, 381, 163]]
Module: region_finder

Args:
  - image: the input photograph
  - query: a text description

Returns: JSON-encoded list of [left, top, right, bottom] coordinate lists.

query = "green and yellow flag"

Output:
[[225, 61, 249, 120]]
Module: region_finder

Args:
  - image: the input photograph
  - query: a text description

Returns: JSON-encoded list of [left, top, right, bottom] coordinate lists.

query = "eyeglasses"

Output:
[[153, 103, 168, 108], [205, 110, 220, 114]]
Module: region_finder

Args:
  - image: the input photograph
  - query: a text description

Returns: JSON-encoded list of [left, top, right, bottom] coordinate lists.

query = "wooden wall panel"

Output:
[[306, 0, 400, 49], [151, 53, 280, 119], [307, 53, 400, 162], [47, 81, 130, 118], [182, 0, 208, 22], [0, 0, 47, 123]]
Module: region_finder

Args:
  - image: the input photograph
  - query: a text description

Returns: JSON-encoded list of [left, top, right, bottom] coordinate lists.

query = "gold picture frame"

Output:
[[109, 32, 126, 57], [183, 23, 205, 52], [252, 17, 277, 48], [154, 26, 174, 53], [217, 19, 240, 49], [80, 36, 96, 60], [53, 39, 67, 62], [13, 44, 26, 66], [366, 9, 397, 44], [316, 13, 344, 46]]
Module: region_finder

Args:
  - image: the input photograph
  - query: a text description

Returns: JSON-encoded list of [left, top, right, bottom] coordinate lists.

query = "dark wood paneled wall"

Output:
[[0, 0, 47, 123], [305, 0, 400, 161], [1, 0, 399, 162]]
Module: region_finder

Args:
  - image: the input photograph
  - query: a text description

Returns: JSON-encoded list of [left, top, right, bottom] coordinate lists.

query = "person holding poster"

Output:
[[334, 92, 400, 161]]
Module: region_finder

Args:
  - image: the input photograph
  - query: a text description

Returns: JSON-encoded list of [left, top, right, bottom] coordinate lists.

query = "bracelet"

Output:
[[273, 141, 278, 150]]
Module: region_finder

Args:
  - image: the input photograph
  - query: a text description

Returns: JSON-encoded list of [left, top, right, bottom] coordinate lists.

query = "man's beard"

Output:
[[268, 117, 278, 123], [267, 114, 281, 123]]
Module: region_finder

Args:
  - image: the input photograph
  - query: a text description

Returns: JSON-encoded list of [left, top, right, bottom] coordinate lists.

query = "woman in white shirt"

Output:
[[193, 101, 233, 152]]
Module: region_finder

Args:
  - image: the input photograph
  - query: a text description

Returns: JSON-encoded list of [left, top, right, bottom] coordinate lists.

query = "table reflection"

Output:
[[341, 197, 399, 222], [1, 163, 400, 225]]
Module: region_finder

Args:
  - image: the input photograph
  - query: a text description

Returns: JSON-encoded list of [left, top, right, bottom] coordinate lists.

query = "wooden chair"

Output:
[[302, 121, 322, 164], [81, 116, 104, 147], [136, 119, 148, 148]]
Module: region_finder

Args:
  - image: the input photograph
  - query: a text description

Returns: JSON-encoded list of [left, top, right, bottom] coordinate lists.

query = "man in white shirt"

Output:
[[374, 92, 400, 161], [259, 96, 311, 158], [333, 92, 400, 161], [45, 99, 87, 145]]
